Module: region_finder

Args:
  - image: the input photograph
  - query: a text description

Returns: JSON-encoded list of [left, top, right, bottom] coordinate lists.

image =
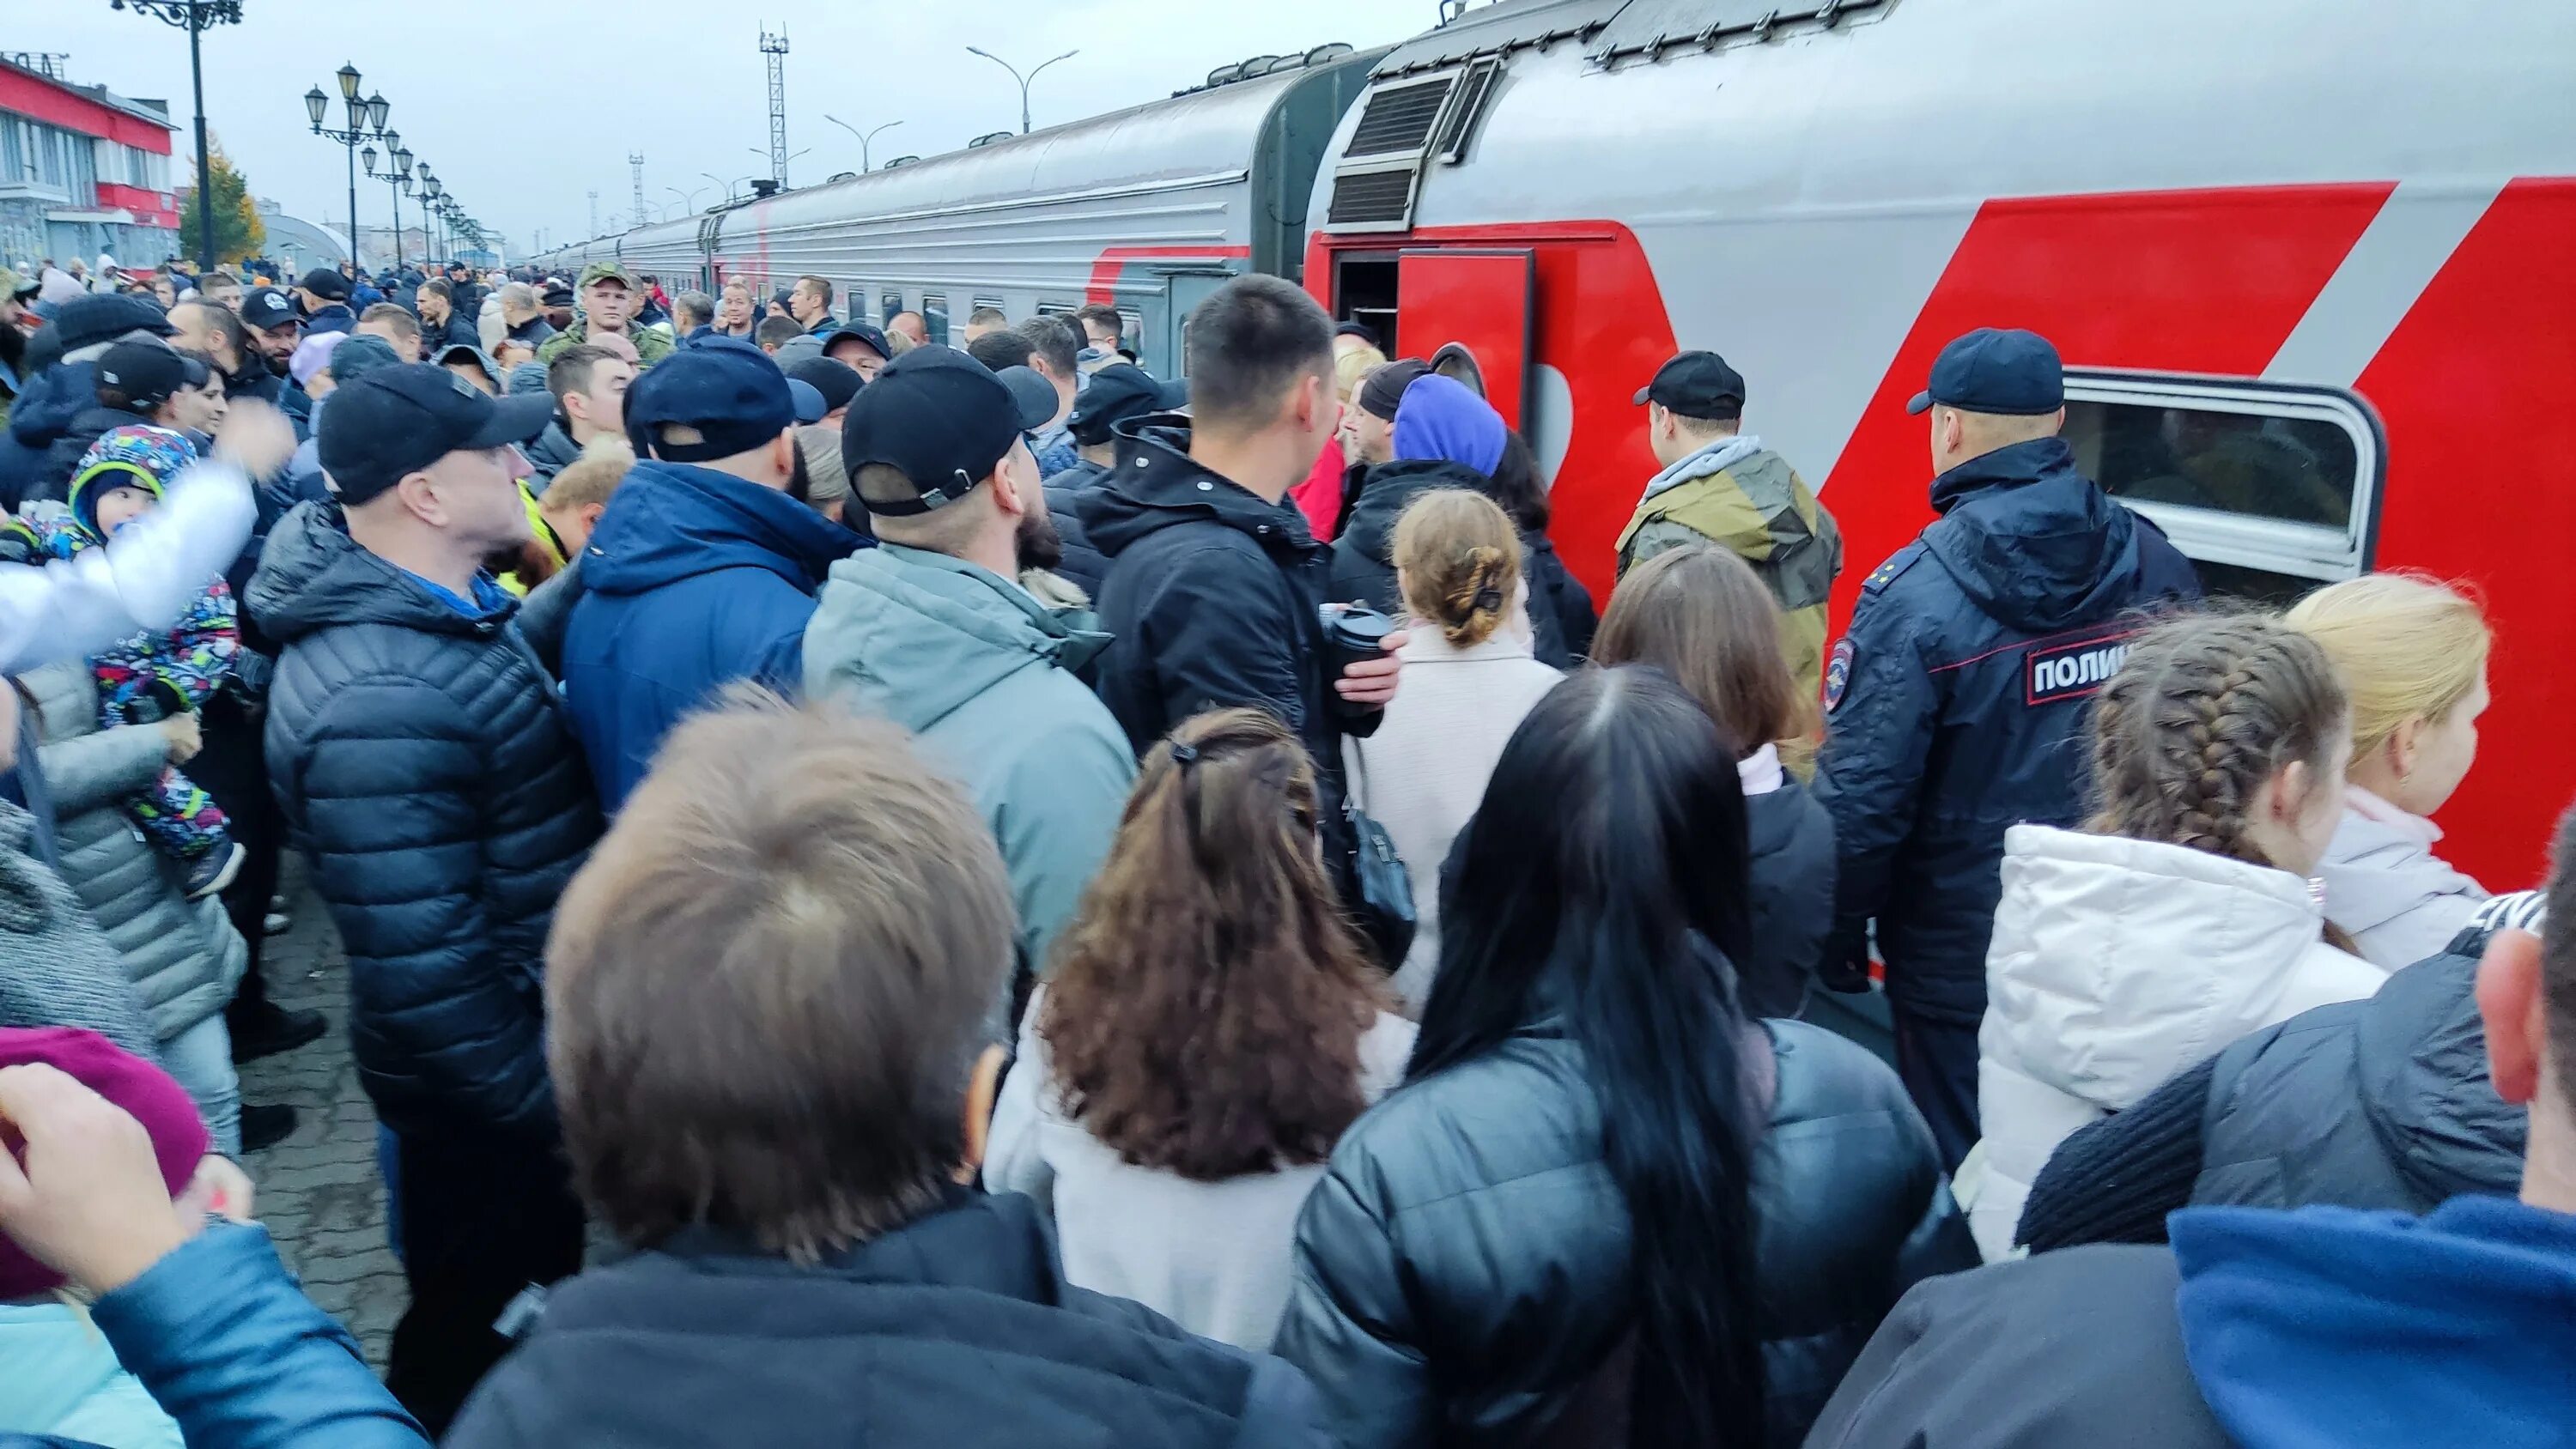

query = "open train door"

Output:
[[1396, 248, 1534, 429]]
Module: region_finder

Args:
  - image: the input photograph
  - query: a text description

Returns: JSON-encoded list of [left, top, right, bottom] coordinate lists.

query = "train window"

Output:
[[2059, 373, 2383, 603], [921, 294, 950, 347], [880, 290, 903, 328], [1118, 309, 1144, 355], [1036, 301, 1077, 318]]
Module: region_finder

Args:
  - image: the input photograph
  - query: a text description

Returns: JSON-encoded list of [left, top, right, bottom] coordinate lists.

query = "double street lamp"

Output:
[[965, 46, 1077, 136], [823, 115, 902, 173], [303, 64, 388, 275], [108, 0, 243, 273]]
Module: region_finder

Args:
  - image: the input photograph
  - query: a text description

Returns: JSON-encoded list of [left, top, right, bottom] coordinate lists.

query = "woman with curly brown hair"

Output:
[[984, 706, 1415, 1350]]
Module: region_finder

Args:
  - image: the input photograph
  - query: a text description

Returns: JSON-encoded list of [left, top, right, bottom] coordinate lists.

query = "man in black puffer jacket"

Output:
[[2014, 890, 2540, 1252], [1081, 276, 1401, 774], [249, 365, 592, 1438]]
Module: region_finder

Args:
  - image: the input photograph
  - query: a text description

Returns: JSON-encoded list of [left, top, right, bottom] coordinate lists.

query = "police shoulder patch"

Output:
[[1825, 638, 1856, 712], [1860, 544, 1925, 596]]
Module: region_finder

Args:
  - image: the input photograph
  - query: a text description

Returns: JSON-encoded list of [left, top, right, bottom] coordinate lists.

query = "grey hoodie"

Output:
[[802, 544, 1134, 985]]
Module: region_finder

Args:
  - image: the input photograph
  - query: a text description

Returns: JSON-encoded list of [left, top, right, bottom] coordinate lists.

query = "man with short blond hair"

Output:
[[357, 302, 423, 361], [443, 691, 1329, 1446]]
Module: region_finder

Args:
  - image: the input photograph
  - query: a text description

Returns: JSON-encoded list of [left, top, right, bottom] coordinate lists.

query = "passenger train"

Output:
[[534, 0, 2576, 888]]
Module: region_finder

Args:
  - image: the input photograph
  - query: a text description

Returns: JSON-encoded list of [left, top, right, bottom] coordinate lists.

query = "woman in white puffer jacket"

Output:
[[1970, 614, 2390, 1261]]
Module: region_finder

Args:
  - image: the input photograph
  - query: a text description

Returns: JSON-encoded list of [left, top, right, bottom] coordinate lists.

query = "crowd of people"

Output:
[[0, 236, 2563, 1449]]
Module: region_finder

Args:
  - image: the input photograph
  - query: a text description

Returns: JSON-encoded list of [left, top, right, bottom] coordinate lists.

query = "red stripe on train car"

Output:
[[1086, 246, 1252, 306], [2349, 178, 2576, 886], [1818, 183, 2399, 640]]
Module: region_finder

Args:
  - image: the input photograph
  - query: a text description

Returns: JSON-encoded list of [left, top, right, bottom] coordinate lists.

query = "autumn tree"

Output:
[[174, 138, 265, 264]]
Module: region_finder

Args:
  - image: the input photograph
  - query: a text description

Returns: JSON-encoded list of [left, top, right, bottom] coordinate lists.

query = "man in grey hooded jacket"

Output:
[[802, 346, 1134, 1008]]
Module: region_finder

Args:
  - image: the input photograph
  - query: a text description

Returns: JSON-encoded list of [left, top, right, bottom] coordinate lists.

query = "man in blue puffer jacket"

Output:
[[251, 366, 594, 1436], [1815, 329, 2199, 1167], [561, 336, 865, 811]]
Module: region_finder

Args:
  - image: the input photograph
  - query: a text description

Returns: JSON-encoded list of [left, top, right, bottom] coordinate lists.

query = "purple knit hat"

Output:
[[0, 1028, 210, 1300]]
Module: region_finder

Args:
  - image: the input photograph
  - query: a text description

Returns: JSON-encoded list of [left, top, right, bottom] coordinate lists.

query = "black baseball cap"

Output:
[[1355, 357, 1431, 422], [841, 345, 1054, 518], [1066, 363, 1188, 446], [822, 323, 890, 364], [540, 283, 576, 308], [96, 340, 208, 409], [622, 335, 797, 463], [1635, 350, 1747, 418], [240, 288, 300, 332], [317, 363, 554, 503], [299, 268, 350, 302], [1334, 320, 1378, 348], [1907, 327, 2063, 415], [785, 357, 864, 415]]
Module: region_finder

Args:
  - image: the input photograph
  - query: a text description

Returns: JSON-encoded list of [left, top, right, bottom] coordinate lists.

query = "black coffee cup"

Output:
[[1320, 603, 1396, 722]]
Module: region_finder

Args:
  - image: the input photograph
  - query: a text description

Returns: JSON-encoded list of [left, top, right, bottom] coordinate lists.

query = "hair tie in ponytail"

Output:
[[1473, 586, 1504, 614]]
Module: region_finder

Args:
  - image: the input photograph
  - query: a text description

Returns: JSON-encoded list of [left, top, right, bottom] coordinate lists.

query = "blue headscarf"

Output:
[[1391, 373, 1507, 476]]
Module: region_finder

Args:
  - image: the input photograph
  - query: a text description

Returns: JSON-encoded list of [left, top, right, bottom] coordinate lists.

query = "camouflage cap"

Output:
[[577, 260, 640, 292]]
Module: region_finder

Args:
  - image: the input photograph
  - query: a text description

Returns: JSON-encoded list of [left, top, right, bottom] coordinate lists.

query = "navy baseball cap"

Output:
[[1907, 327, 2064, 415], [1066, 363, 1188, 446], [822, 323, 890, 364], [240, 288, 299, 332], [316, 363, 554, 504], [841, 345, 1054, 518], [623, 335, 797, 463], [298, 267, 350, 302], [1634, 350, 1746, 417]]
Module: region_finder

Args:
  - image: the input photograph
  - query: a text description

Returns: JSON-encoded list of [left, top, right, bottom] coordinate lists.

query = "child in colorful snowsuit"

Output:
[[43, 425, 243, 899]]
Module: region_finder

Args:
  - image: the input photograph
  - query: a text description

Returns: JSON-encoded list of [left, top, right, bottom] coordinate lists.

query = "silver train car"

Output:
[[530, 45, 1377, 376]]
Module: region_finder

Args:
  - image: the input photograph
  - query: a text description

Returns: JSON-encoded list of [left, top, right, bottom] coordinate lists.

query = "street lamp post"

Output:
[[305, 64, 388, 272], [964, 46, 1077, 135], [110, 0, 243, 273], [414, 164, 438, 265], [362, 132, 413, 273], [823, 115, 903, 173], [667, 185, 708, 215]]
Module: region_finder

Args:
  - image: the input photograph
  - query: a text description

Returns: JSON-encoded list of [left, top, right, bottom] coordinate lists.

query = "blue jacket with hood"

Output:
[[0, 363, 98, 508], [561, 458, 866, 811], [1814, 436, 2199, 1023]]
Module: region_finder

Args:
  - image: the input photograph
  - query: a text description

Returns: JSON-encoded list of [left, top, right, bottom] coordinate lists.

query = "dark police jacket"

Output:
[[445, 1191, 1333, 1449], [1814, 438, 2198, 1022], [1272, 1013, 1975, 1449], [249, 502, 599, 1138]]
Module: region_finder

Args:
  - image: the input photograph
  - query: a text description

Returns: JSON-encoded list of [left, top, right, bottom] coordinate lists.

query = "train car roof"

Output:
[[714, 54, 1371, 254]]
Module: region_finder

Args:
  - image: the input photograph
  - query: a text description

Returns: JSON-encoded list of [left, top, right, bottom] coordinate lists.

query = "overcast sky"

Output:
[[13, 0, 1444, 258]]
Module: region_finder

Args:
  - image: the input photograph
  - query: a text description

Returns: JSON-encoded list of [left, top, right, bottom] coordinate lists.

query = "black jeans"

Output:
[[1892, 1006, 1982, 1173], [191, 693, 286, 1028], [385, 1124, 586, 1436]]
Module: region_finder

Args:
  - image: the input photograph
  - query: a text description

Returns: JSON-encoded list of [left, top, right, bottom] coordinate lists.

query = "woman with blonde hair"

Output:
[[1344, 489, 1563, 1013], [985, 708, 1413, 1349], [2284, 572, 2493, 967], [1593, 544, 1832, 1019], [1288, 343, 1387, 544]]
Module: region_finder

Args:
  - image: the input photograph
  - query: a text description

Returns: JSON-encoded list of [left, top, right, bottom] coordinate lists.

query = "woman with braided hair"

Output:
[[1965, 612, 2390, 1260]]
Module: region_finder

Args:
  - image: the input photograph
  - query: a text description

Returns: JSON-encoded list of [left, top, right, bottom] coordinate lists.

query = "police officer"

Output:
[[1814, 327, 2200, 1168]]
